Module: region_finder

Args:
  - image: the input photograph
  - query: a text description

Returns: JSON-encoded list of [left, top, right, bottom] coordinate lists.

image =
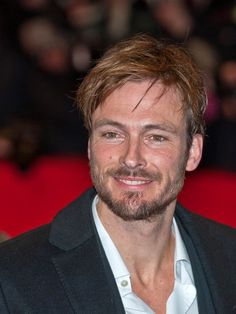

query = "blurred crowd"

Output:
[[0, 0, 235, 171]]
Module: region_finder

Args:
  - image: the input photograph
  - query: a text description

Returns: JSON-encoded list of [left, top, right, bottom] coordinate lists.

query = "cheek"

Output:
[[90, 144, 117, 170], [149, 149, 173, 168], [93, 140, 122, 160], [97, 148, 115, 162], [150, 149, 185, 175]]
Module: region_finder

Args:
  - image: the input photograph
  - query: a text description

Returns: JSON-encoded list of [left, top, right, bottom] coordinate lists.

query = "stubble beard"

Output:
[[89, 156, 187, 222]]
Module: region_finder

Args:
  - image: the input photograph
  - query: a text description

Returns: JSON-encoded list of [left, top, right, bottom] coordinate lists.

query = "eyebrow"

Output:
[[143, 123, 178, 134], [93, 119, 178, 134], [93, 119, 124, 130]]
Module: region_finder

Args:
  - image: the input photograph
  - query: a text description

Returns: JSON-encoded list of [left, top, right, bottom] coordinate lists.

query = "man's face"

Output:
[[88, 81, 202, 221]]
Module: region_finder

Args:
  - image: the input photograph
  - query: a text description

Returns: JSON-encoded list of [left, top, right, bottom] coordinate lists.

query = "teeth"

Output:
[[119, 179, 148, 185]]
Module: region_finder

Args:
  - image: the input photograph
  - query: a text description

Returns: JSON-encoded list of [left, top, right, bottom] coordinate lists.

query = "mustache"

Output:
[[106, 166, 162, 182]]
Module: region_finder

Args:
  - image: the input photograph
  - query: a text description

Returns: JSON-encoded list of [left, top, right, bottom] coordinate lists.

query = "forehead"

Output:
[[92, 81, 185, 127]]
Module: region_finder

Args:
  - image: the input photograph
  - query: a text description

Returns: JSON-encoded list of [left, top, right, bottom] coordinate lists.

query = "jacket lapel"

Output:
[[49, 188, 125, 313], [175, 203, 236, 314]]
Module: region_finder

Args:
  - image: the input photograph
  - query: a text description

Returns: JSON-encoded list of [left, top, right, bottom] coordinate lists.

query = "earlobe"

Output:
[[186, 134, 203, 172]]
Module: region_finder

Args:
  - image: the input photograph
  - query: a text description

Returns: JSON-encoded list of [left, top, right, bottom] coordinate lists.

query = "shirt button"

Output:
[[121, 280, 128, 287]]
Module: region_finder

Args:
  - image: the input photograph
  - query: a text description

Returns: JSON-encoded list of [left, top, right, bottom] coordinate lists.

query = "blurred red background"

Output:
[[0, 156, 235, 238]]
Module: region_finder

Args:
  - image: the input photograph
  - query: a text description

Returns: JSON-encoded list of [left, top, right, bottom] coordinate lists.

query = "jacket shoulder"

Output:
[[176, 203, 236, 263], [0, 224, 55, 267], [187, 208, 236, 239]]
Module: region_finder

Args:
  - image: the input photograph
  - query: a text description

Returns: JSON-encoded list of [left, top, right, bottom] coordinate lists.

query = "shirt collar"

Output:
[[172, 218, 195, 282], [92, 195, 129, 281]]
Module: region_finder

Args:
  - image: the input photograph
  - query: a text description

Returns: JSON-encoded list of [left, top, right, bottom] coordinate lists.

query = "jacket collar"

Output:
[[49, 188, 97, 250], [49, 188, 125, 313], [175, 203, 236, 314]]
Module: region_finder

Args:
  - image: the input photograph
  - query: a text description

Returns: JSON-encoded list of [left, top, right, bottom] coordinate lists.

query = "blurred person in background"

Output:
[[187, 36, 220, 125], [0, 0, 89, 168], [0, 118, 45, 170], [202, 57, 236, 171]]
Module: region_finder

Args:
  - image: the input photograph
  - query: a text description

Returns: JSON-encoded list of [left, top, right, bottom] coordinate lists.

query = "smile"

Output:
[[115, 177, 152, 187], [119, 179, 149, 185]]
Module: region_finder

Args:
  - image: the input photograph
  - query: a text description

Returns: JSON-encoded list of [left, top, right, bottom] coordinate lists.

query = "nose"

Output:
[[119, 136, 146, 169]]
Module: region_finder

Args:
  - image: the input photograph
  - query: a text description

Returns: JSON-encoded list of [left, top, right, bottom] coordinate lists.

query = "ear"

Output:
[[87, 138, 91, 160], [186, 134, 203, 172]]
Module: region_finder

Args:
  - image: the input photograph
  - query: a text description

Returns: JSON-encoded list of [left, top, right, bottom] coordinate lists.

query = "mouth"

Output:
[[114, 176, 152, 189]]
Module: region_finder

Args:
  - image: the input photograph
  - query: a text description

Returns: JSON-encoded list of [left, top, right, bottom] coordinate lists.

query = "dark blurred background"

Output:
[[0, 0, 236, 238], [0, 0, 236, 171]]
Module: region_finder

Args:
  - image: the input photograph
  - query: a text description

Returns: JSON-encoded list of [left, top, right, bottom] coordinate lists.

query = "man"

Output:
[[0, 34, 235, 314]]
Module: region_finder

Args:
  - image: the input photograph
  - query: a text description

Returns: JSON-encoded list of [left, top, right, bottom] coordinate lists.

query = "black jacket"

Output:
[[0, 188, 235, 313]]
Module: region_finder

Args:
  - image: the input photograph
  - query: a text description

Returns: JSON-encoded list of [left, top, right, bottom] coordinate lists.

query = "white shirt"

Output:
[[92, 196, 198, 314]]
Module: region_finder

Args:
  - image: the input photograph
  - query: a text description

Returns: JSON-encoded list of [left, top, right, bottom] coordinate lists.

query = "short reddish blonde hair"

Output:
[[77, 34, 207, 143]]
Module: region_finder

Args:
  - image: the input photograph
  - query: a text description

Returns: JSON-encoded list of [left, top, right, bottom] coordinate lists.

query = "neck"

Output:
[[97, 199, 176, 280]]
